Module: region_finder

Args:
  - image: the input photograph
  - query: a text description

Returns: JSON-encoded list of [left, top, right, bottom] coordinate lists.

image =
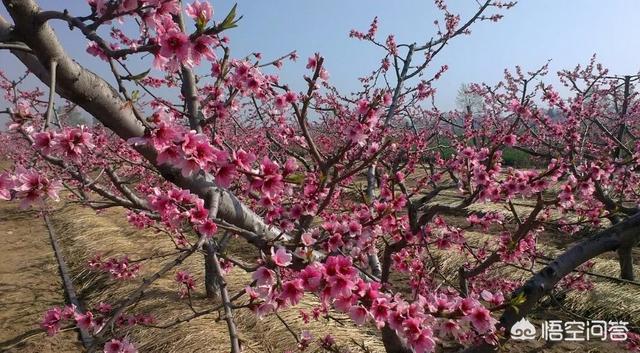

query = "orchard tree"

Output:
[[0, 1, 639, 353], [455, 83, 484, 115]]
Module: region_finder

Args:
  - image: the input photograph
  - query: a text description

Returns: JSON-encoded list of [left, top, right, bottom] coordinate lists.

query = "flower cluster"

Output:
[[175, 270, 196, 298], [86, 0, 219, 72], [88, 255, 142, 280], [247, 255, 499, 352], [0, 167, 61, 208], [32, 126, 95, 160]]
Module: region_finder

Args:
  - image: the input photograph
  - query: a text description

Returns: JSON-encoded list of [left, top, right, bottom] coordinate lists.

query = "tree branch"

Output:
[[463, 211, 640, 353], [43, 59, 57, 130]]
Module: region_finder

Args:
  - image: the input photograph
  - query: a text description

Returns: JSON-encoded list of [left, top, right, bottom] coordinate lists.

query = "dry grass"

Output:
[[0, 201, 83, 353], [1, 162, 631, 353], [420, 189, 640, 328], [50, 201, 640, 353], [49, 205, 385, 353], [430, 228, 640, 328]]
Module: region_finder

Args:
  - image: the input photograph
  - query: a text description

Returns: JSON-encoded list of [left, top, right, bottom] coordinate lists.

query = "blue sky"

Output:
[[1, 0, 640, 119]]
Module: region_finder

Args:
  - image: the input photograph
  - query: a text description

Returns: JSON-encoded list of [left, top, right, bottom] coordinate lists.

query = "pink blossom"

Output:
[[215, 162, 236, 188], [41, 307, 62, 336], [458, 297, 479, 315], [185, 0, 213, 24], [306, 55, 318, 70], [189, 199, 209, 223], [298, 330, 313, 350], [301, 231, 316, 246], [33, 131, 56, 154], [15, 169, 61, 208], [144, 0, 180, 29], [119, 0, 138, 13], [271, 246, 292, 267], [299, 264, 323, 291], [385, 35, 397, 54], [348, 305, 368, 326], [157, 145, 183, 166], [274, 95, 287, 109], [440, 319, 461, 337], [319, 68, 330, 81], [197, 219, 218, 237], [347, 220, 362, 235], [259, 157, 284, 196], [151, 121, 180, 149], [347, 124, 366, 145], [256, 301, 276, 318], [480, 290, 504, 306], [87, 41, 108, 61], [370, 297, 390, 325], [280, 279, 304, 306], [191, 35, 217, 65], [284, 91, 298, 104], [55, 126, 94, 160], [233, 149, 256, 170], [103, 338, 137, 353], [383, 92, 392, 105], [89, 255, 141, 280], [179, 158, 201, 177], [467, 306, 495, 333], [252, 266, 275, 286], [356, 99, 369, 115], [159, 30, 191, 66], [0, 172, 14, 200], [503, 134, 517, 146], [175, 270, 196, 298], [412, 329, 436, 353], [74, 311, 95, 331]]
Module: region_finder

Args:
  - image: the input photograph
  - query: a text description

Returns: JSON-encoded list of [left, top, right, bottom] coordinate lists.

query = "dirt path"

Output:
[[0, 201, 83, 353]]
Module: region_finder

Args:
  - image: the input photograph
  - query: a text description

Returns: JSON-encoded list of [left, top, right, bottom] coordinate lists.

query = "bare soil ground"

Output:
[[0, 201, 83, 352]]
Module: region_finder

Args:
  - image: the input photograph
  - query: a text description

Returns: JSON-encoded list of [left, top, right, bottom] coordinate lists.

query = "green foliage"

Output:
[[502, 147, 530, 167], [122, 69, 150, 81], [220, 4, 240, 30]]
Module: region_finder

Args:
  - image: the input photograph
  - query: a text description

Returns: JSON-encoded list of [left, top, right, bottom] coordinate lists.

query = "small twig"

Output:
[[91, 233, 209, 348], [0, 325, 75, 351], [275, 312, 300, 343]]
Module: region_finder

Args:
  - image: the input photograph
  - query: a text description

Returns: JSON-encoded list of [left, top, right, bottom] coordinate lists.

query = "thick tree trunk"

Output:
[[381, 326, 412, 353], [1, 0, 283, 248], [617, 245, 635, 281], [204, 240, 220, 299], [210, 250, 242, 353], [463, 212, 640, 353], [368, 252, 382, 278], [366, 164, 383, 278], [366, 164, 377, 200]]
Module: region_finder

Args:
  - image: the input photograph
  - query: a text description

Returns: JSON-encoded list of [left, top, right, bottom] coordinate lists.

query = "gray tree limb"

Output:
[[463, 211, 640, 353], [2, 0, 281, 246]]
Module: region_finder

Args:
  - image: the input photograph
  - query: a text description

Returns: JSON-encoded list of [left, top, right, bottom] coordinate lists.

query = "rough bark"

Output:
[[211, 249, 242, 353], [2, 0, 280, 246], [463, 211, 640, 353], [365, 164, 383, 278], [381, 326, 412, 353], [204, 240, 221, 299], [617, 245, 635, 281]]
